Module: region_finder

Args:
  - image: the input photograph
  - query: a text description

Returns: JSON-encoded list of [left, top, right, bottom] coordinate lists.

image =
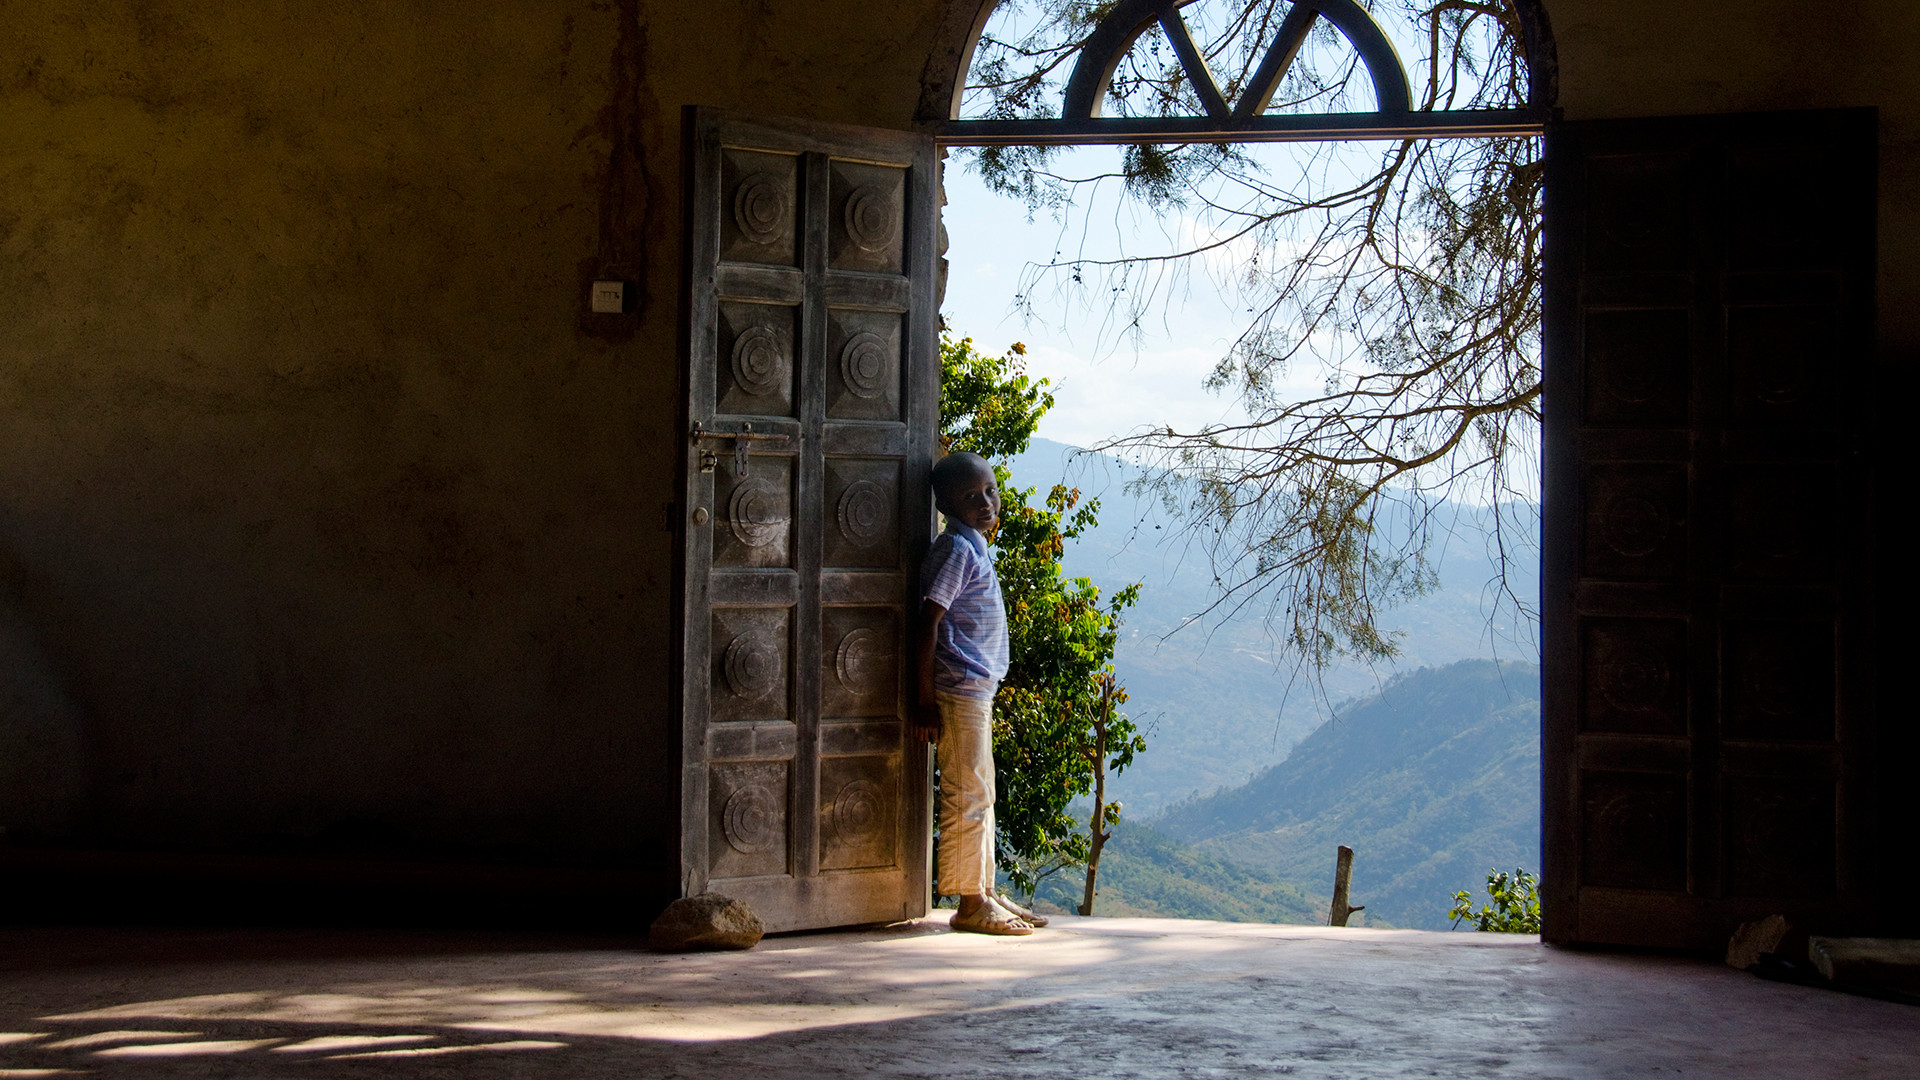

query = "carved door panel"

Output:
[[679, 109, 936, 932], [1542, 109, 1876, 948]]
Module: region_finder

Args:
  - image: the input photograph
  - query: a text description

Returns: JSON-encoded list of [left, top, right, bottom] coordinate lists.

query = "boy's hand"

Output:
[[915, 599, 948, 745], [913, 696, 942, 744]]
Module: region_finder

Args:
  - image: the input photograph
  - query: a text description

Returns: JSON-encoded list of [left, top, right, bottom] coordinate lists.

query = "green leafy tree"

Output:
[[959, 0, 1542, 672], [992, 482, 1142, 904], [939, 335, 1053, 459], [938, 334, 1145, 905], [1448, 866, 1542, 933]]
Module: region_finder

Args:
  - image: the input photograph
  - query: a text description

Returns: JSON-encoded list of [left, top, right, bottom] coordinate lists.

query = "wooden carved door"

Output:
[[678, 108, 937, 932], [1542, 108, 1877, 948]]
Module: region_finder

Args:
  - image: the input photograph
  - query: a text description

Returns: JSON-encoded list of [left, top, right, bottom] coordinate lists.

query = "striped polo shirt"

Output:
[[922, 522, 1009, 699]]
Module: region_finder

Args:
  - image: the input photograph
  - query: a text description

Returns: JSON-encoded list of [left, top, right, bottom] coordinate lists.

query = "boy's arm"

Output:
[[914, 598, 946, 744]]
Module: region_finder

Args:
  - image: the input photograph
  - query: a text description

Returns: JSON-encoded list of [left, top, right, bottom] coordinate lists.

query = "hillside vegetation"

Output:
[[1005, 438, 1538, 816], [1027, 817, 1320, 924], [1153, 659, 1541, 929], [991, 441, 1542, 927]]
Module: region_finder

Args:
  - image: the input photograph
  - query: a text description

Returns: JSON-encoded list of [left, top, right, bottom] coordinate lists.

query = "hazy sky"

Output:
[[939, 142, 1361, 452], [941, 147, 1260, 451]]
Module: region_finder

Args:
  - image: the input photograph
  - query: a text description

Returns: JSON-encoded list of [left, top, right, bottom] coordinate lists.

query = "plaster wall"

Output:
[[0, 0, 945, 877], [1548, 0, 1920, 355]]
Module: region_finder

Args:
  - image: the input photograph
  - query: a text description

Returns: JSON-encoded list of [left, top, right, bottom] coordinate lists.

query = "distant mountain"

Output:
[[1003, 438, 1539, 816], [1154, 658, 1541, 930], [1025, 816, 1320, 924]]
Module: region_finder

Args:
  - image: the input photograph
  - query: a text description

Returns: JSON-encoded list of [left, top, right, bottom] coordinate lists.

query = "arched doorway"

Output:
[[910, 0, 1879, 951]]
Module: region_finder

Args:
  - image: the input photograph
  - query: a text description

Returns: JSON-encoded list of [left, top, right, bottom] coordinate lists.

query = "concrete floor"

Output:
[[1, 916, 1916, 1078]]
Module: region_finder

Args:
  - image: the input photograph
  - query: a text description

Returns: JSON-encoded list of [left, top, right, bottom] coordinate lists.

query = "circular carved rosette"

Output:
[[1733, 789, 1806, 876], [1742, 642, 1798, 717], [829, 779, 883, 844], [839, 332, 890, 400], [1601, 199, 1661, 253], [1599, 641, 1670, 713], [843, 185, 897, 253], [836, 480, 890, 547], [722, 784, 779, 854], [732, 172, 789, 245], [730, 325, 788, 398], [1591, 791, 1661, 845], [834, 626, 882, 692], [1749, 350, 1805, 405], [728, 479, 788, 549], [1601, 494, 1668, 557], [1744, 488, 1806, 562], [1606, 353, 1661, 405], [722, 633, 780, 700], [1754, 520, 1806, 562]]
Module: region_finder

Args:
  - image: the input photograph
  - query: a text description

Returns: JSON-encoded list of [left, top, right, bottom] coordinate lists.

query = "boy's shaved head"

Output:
[[931, 451, 992, 504], [931, 451, 1001, 530]]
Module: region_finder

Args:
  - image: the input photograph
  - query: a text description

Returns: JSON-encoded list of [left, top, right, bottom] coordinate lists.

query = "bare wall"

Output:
[[0, 0, 946, 875]]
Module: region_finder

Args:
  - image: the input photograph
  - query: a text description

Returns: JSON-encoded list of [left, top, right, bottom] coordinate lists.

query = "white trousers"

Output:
[[934, 690, 996, 896]]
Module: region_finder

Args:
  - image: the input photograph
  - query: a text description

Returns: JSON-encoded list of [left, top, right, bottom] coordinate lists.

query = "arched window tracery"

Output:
[[938, 0, 1548, 146]]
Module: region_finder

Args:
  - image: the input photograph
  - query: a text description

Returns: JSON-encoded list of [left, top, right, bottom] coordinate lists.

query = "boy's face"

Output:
[[940, 468, 1000, 533]]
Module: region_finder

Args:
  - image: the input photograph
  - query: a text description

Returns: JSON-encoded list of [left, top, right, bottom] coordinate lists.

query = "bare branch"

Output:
[[961, 0, 1542, 673]]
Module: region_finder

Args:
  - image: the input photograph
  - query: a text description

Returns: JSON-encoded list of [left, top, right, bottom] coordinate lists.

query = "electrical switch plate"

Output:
[[590, 280, 626, 313]]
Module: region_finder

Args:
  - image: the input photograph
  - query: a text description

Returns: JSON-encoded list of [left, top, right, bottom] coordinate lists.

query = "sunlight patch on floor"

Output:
[[270, 1034, 435, 1053], [41, 1031, 198, 1050], [92, 1040, 278, 1057], [328, 1040, 565, 1058]]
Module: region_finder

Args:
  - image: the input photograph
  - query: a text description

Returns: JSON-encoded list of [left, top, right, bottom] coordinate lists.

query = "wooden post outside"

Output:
[[1329, 845, 1365, 927]]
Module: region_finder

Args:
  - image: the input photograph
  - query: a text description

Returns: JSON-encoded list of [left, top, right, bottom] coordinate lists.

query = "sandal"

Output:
[[950, 905, 1034, 936], [991, 893, 1050, 927]]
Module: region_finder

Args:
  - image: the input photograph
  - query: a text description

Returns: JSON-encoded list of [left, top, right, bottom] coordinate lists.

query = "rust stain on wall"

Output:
[[578, 0, 657, 339]]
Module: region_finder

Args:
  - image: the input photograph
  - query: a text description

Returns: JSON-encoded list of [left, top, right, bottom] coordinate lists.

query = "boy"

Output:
[[916, 451, 1047, 935]]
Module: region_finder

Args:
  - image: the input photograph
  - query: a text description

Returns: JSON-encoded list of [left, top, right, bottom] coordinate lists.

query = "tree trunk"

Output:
[[1078, 777, 1107, 917], [1078, 675, 1116, 917]]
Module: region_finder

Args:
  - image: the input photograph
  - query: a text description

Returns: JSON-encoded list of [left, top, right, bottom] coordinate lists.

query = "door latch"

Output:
[[690, 420, 791, 477]]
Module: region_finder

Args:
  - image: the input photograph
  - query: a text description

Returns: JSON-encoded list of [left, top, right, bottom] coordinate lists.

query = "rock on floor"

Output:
[[648, 893, 765, 952]]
